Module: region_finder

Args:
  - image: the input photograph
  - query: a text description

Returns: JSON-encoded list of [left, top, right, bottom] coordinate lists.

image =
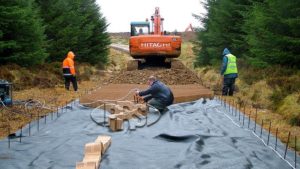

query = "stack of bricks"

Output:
[[76, 135, 112, 169], [108, 114, 123, 132], [107, 101, 147, 131]]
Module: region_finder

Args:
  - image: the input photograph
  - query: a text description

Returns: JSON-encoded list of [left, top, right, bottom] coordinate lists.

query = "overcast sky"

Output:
[[96, 0, 206, 32]]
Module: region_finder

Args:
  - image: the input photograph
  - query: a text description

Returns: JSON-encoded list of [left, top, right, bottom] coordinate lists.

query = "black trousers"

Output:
[[64, 75, 78, 91], [222, 77, 236, 96]]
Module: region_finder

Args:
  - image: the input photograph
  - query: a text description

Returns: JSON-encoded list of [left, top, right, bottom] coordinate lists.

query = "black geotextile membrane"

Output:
[[0, 99, 299, 169]]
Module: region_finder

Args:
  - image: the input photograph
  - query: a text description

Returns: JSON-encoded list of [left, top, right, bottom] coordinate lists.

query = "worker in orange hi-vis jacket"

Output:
[[62, 51, 78, 91]]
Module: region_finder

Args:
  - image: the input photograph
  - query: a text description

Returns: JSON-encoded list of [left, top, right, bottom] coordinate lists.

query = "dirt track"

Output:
[[107, 67, 203, 85]]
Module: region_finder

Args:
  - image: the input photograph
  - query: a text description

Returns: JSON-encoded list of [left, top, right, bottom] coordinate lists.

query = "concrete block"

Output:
[[82, 155, 100, 169], [135, 103, 147, 111], [116, 118, 123, 131], [124, 109, 136, 119], [116, 101, 135, 110], [115, 112, 125, 120], [103, 103, 117, 114], [135, 104, 147, 115], [76, 161, 96, 169], [84, 142, 102, 155], [109, 115, 117, 131], [95, 135, 112, 155], [114, 105, 124, 114]]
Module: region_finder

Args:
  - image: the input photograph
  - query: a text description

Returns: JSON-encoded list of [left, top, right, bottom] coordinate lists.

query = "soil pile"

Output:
[[108, 67, 203, 85]]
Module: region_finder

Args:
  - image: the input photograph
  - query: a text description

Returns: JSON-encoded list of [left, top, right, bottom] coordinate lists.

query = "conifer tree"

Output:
[[0, 0, 47, 66], [244, 0, 300, 67], [194, 0, 252, 66], [36, 0, 110, 65]]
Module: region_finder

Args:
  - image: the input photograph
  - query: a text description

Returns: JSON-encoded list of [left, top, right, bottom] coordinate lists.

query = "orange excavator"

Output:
[[128, 7, 182, 70]]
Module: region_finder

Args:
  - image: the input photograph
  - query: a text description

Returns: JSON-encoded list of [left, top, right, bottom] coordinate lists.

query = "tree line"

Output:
[[194, 0, 300, 68], [0, 0, 110, 67]]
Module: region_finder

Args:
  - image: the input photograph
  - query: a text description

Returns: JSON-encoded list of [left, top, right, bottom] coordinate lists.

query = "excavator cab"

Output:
[[130, 22, 150, 36]]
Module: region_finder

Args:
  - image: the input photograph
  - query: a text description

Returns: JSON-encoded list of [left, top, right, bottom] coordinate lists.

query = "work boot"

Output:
[[159, 108, 169, 113]]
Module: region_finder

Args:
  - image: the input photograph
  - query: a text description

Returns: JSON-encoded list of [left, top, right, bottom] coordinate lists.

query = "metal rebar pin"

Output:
[[104, 103, 106, 125], [248, 110, 251, 128], [19, 126, 22, 143], [37, 112, 40, 131], [254, 108, 257, 132], [260, 120, 264, 138], [8, 127, 10, 149], [284, 131, 291, 159], [267, 121, 271, 145], [295, 136, 297, 168], [275, 128, 278, 151]]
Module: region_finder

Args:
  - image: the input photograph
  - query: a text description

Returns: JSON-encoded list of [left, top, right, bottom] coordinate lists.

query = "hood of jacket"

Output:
[[67, 51, 75, 60], [222, 48, 231, 56]]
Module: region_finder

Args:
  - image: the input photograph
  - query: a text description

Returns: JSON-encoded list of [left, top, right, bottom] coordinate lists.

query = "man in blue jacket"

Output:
[[220, 48, 238, 96], [136, 75, 174, 112]]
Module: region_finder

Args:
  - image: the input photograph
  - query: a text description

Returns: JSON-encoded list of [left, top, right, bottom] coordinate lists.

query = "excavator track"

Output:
[[111, 43, 188, 71]]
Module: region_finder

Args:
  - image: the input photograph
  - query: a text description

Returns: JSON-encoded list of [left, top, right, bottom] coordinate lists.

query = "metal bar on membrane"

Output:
[[267, 121, 271, 145], [275, 128, 278, 151], [260, 120, 264, 138], [284, 131, 291, 159]]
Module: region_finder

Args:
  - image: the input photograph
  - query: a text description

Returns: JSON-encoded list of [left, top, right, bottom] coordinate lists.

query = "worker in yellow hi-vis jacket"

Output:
[[220, 48, 238, 96]]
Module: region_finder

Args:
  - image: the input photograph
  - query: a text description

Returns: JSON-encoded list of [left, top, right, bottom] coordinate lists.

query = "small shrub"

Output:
[[33, 76, 54, 88], [0, 67, 15, 82], [96, 62, 105, 70], [235, 80, 272, 109], [277, 93, 300, 126], [239, 66, 267, 85], [267, 75, 300, 94], [269, 88, 286, 110]]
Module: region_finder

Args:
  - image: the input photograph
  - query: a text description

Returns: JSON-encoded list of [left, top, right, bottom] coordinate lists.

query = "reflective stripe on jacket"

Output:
[[62, 51, 75, 76], [224, 54, 238, 75]]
